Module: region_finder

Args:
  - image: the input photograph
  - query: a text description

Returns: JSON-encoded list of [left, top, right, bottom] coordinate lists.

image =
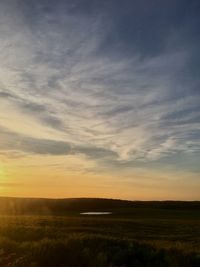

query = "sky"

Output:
[[0, 0, 199, 200]]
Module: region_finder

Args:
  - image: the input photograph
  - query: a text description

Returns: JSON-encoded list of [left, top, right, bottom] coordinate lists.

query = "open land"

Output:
[[0, 198, 199, 267]]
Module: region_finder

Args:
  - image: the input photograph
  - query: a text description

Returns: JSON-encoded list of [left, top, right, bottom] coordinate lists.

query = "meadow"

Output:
[[0, 198, 199, 266]]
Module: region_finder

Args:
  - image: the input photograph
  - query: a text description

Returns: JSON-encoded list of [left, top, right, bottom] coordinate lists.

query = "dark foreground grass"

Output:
[[0, 235, 200, 267], [0, 214, 199, 267]]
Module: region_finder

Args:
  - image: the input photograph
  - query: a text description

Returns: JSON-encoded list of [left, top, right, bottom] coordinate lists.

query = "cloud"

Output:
[[0, 0, 199, 173], [0, 126, 117, 161], [0, 126, 71, 155]]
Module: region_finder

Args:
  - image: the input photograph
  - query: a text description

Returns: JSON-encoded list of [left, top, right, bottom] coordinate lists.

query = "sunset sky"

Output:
[[0, 0, 199, 200]]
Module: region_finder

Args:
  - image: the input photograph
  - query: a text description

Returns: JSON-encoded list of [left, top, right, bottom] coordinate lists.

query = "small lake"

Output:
[[80, 212, 112, 215]]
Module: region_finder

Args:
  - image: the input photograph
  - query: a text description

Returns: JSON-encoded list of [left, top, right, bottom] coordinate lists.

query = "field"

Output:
[[0, 198, 199, 266]]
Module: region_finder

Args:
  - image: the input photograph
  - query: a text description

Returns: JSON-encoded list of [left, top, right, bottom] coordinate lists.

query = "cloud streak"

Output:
[[0, 0, 199, 174]]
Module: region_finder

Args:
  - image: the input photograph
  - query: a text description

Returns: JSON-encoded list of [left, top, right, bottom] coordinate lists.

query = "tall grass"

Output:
[[0, 235, 199, 267], [0, 198, 199, 267]]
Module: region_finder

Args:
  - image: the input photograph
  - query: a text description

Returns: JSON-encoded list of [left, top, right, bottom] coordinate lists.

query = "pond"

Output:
[[80, 212, 112, 215]]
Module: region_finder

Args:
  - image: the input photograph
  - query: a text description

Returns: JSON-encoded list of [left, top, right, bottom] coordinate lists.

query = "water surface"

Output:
[[80, 212, 112, 215]]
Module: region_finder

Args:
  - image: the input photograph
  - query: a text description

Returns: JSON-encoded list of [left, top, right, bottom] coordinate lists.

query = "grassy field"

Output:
[[0, 198, 199, 266]]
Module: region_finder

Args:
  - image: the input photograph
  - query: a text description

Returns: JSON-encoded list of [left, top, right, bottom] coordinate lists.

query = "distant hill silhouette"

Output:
[[0, 197, 199, 216]]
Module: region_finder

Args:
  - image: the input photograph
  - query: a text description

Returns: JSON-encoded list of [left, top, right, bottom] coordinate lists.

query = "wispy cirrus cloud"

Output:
[[0, 126, 117, 162], [0, 0, 199, 173]]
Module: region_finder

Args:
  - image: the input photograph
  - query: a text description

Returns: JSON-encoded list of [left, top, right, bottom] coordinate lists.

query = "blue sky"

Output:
[[0, 0, 199, 199]]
